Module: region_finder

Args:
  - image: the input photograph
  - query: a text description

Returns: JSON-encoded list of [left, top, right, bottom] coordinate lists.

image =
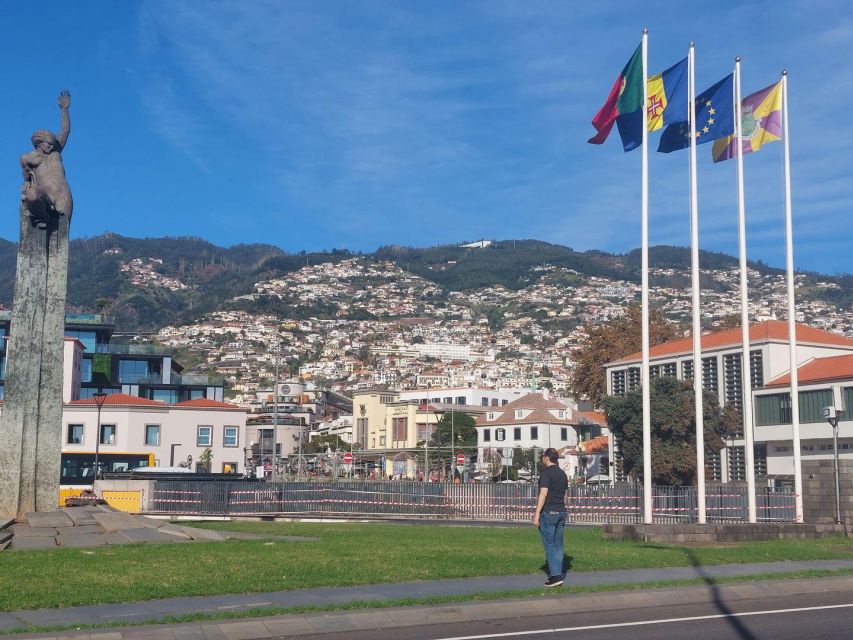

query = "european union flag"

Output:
[[657, 73, 734, 153]]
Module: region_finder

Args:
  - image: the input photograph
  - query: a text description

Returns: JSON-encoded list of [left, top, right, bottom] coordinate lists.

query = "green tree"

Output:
[[425, 412, 477, 473], [198, 447, 213, 473], [603, 376, 739, 486], [304, 434, 348, 454], [570, 305, 681, 410]]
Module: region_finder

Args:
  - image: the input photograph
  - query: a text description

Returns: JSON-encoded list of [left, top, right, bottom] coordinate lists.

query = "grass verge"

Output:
[[2, 568, 852, 637], [0, 521, 850, 611]]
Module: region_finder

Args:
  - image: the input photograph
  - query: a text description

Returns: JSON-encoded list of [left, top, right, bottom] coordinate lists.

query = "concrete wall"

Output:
[[802, 459, 853, 524]]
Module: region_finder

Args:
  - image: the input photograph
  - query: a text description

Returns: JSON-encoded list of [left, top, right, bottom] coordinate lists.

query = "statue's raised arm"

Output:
[[56, 90, 70, 150], [20, 91, 73, 229]]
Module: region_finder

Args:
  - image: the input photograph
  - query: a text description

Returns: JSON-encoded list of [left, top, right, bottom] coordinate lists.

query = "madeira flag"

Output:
[[658, 73, 734, 153], [615, 56, 689, 151], [648, 57, 688, 131], [587, 43, 644, 151]]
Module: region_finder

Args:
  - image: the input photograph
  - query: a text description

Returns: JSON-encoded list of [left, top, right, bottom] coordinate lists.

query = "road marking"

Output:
[[430, 603, 853, 639]]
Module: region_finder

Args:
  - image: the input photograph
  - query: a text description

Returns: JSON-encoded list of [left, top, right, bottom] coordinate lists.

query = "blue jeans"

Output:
[[539, 511, 566, 578]]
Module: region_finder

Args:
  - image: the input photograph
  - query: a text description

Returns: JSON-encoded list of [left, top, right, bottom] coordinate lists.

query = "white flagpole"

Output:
[[735, 57, 757, 523], [641, 28, 652, 525], [688, 43, 706, 524], [781, 70, 804, 523]]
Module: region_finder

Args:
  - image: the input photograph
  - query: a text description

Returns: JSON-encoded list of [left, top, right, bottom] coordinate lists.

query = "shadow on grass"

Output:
[[539, 555, 574, 576], [682, 546, 758, 640]]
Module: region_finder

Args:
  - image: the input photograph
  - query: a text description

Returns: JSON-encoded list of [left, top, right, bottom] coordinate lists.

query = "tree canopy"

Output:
[[603, 376, 740, 486], [569, 305, 682, 409]]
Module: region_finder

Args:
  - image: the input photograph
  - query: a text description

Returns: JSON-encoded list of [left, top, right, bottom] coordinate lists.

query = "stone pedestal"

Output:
[[0, 205, 69, 519]]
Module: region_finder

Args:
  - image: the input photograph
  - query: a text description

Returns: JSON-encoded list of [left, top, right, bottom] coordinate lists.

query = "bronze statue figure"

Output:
[[20, 90, 72, 229]]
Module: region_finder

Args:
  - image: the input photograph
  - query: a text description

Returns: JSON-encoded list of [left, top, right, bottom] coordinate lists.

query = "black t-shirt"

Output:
[[538, 464, 568, 512]]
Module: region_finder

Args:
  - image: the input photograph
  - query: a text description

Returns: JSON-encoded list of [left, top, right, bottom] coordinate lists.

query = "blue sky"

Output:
[[1, 1, 850, 274]]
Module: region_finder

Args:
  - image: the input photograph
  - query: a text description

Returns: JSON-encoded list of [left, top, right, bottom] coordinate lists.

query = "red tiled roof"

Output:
[[68, 393, 165, 407], [766, 353, 853, 387], [581, 435, 609, 453], [173, 398, 243, 410], [475, 393, 573, 427], [611, 321, 853, 365], [577, 410, 606, 426]]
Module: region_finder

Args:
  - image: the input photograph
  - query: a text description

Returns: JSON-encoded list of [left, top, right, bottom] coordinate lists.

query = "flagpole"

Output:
[[734, 57, 757, 523], [641, 27, 652, 525], [781, 70, 804, 523], [688, 42, 706, 524]]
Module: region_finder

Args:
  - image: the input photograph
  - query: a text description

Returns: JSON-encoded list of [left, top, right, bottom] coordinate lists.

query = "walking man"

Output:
[[533, 447, 568, 587]]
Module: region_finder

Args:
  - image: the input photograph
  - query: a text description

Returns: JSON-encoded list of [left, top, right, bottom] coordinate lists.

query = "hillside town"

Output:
[[152, 256, 850, 409]]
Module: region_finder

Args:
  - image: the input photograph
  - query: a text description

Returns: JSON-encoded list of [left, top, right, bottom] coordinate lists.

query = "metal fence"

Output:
[[149, 481, 796, 523]]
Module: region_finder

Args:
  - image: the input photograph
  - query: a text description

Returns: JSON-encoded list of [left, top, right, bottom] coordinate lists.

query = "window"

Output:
[[118, 359, 149, 384], [222, 462, 239, 474], [502, 399, 509, 406], [682, 360, 694, 380], [79, 386, 119, 399], [80, 358, 93, 383], [67, 424, 84, 445], [513, 427, 521, 441], [483, 429, 491, 442], [495, 428, 506, 442], [223, 426, 239, 447], [456, 396, 466, 405], [488, 412, 495, 420], [152, 389, 178, 404], [443, 397, 452, 404], [100, 424, 116, 445], [627, 367, 641, 391], [515, 409, 523, 419], [558, 410, 565, 419], [702, 357, 718, 393], [530, 426, 539, 440], [661, 362, 677, 378], [66, 330, 97, 352], [197, 426, 212, 447], [379, 435, 386, 446], [799, 389, 835, 424], [560, 427, 568, 440], [144, 424, 160, 446], [481, 398, 489, 406], [392, 417, 407, 441], [611, 370, 626, 395]]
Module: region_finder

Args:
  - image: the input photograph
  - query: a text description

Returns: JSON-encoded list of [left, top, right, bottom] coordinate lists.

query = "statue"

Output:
[[20, 91, 72, 229], [0, 91, 72, 519]]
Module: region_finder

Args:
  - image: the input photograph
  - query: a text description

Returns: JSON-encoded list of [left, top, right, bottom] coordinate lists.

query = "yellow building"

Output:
[[352, 389, 443, 478]]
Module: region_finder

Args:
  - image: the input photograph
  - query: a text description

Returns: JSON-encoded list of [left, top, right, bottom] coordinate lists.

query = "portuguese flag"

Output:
[[588, 43, 644, 150]]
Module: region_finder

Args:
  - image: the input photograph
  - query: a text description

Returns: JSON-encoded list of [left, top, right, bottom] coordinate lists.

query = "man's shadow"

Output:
[[540, 555, 574, 575]]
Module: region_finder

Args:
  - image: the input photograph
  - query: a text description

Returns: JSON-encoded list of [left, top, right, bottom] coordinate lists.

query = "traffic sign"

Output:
[[456, 453, 465, 465], [343, 452, 353, 464]]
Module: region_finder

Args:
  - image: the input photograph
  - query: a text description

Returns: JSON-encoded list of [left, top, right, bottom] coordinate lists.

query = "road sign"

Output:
[[343, 452, 353, 464], [456, 453, 465, 465], [502, 447, 514, 459]]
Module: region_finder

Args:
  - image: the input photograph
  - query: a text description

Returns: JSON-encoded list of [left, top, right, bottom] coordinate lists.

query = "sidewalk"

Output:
[[3, 559, 853, 638]]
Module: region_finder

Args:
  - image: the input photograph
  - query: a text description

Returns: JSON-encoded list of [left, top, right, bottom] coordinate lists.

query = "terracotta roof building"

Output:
[[603, 321, 853, 485]]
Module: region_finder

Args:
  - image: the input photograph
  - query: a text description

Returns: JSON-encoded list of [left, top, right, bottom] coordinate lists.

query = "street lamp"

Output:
[[91, 391, 108, 488], [824, 406, 842, 525], [170, 443, 182, 467]]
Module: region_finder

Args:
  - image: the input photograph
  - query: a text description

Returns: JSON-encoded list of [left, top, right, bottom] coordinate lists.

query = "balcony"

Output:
[[94, 343, 173, 356]]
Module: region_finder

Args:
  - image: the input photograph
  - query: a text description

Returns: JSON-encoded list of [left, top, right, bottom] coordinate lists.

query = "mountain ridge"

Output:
[[0, 234, 847, 332]]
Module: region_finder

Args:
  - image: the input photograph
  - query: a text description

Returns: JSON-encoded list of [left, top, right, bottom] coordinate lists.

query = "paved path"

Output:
[[3, 559, 853, 637]]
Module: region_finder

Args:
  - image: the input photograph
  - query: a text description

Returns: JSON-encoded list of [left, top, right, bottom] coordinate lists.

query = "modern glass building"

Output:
[[0, 311, 225, 402]]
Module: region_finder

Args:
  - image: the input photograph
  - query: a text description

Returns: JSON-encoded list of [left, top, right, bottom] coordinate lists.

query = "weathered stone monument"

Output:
[[0, 92, 72, 519]]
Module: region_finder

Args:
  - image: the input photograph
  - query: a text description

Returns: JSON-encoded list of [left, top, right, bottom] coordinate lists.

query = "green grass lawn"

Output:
[[0, 521, 850, 612]]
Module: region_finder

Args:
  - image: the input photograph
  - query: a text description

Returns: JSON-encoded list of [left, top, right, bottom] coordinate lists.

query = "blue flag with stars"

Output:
[[657, 74, 734, 153]]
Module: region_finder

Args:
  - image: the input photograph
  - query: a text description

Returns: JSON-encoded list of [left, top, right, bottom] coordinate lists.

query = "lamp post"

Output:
[[271, 341, 280, 482], [170, 443, 181, 467], [824, 406, 842, 525], [91, 391, 108, 488]]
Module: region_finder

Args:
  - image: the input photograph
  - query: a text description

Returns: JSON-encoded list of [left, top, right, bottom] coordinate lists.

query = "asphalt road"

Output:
[[274, 590, 853, 640]]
